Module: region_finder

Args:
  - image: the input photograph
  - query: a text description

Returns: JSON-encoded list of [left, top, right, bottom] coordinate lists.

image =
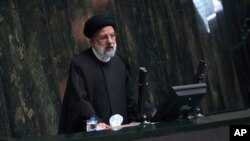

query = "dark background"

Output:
[[0, 0, 249, 138]]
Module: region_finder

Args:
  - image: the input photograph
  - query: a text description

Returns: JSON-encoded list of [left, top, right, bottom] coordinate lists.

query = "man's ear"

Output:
[[89, 38, 95, 44]]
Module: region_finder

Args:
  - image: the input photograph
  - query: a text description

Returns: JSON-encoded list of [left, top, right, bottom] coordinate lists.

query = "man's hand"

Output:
[[97, 122, 111, 130]]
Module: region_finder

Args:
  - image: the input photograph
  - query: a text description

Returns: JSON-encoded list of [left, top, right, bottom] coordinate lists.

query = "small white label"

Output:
[[86, 119, 97, 132]]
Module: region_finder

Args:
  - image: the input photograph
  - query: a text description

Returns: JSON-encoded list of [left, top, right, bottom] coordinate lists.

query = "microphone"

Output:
[[191, 60, 208, 118], [195, 60, 208, 83], [138, 67, 148, 123]]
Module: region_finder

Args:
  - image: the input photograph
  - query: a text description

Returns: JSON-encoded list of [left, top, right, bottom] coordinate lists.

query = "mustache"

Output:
[[106, 46, 113, 50], [106, 45, 114, 48], [105, 44, 116, 50]]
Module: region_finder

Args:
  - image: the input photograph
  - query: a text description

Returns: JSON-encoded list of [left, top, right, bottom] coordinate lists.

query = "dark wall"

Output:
[[0, 0, 249, 138]]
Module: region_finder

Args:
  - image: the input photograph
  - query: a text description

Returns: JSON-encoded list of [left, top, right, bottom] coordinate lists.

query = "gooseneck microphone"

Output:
[[195, 60, 208, 83], [192, 60, 208, 118], [138, 67, 148, 123]]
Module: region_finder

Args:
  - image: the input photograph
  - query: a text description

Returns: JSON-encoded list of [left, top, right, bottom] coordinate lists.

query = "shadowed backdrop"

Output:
[[0, 0, 249, 138]]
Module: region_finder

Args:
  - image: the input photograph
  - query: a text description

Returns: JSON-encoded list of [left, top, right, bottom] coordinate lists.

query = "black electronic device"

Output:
[[150, 83, 207, 122]]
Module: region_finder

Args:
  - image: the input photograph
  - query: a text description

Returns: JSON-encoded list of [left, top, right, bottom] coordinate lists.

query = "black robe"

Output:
[[58, 48, 138, 134]]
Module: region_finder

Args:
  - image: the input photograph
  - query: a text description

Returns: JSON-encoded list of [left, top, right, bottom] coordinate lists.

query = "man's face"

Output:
[[90, 26, 117, 57]]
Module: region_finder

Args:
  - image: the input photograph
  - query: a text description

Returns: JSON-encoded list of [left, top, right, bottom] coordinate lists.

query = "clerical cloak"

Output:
[[58, 48, 137, 134]]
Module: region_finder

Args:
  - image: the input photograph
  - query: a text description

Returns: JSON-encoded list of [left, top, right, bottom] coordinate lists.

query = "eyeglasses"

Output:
[[94, 33, 117, 41]]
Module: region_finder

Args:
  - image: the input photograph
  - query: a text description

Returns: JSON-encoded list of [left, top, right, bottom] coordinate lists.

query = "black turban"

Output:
[[83, 13, 116, 38]]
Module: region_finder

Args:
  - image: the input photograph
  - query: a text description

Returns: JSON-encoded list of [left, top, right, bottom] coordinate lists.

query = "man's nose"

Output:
[[106, 36, 113, 43]]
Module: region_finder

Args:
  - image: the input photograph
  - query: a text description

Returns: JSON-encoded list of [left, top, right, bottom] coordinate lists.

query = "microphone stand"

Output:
[[191, 60, 208, 119], [138, 67, 148, 124]]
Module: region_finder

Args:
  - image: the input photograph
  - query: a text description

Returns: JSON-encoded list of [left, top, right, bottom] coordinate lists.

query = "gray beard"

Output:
[[93, 43, 117, 58]]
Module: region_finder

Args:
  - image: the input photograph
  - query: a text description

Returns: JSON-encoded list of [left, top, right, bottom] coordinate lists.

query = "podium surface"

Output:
[[3, 109, 250, 141]]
